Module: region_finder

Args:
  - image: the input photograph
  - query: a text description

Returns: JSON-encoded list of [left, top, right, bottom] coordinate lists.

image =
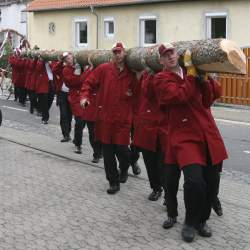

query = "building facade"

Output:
[[0, 0, 30, 47], [27, 0, 250, 51]]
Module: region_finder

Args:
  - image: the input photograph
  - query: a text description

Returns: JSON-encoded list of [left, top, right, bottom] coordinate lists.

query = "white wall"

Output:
[[0, 3, 27, 36]]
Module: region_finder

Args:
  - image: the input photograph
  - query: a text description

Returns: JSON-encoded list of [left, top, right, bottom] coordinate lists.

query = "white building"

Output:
[[0, 0, 30, 48]]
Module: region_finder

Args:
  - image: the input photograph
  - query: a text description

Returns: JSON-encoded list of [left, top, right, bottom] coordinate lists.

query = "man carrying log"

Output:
[[80, 42, 138, 194], [63, 52, 102, 162], [51, 54, 72, 143], [35, 56, 55, 124], [132, 70, 166, 201], [153, 43, 228, 242]]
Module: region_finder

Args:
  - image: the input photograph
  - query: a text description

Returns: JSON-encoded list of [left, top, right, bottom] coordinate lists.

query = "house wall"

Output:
[[27, 0, 250, 50], [0, 3, 27, 35]]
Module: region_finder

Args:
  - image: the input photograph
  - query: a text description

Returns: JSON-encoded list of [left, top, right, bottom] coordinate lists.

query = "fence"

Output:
[[217, 48, 250, 105]]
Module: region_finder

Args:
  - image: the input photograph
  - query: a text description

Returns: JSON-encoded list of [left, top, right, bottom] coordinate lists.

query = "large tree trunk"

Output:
[[23, 39, 246, 75]]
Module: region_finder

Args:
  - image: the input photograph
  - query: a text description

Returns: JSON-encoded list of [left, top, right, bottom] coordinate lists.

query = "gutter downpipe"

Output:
[[90, 5, 98, 49]]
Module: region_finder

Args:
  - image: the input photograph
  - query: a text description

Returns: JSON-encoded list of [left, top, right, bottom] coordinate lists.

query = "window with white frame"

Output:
[[104, 18, 114, 38], [75, 19, 88, 46], [21, 11, 27, 23], [206, 12, 227, 39], [139, 16, 157, 46]]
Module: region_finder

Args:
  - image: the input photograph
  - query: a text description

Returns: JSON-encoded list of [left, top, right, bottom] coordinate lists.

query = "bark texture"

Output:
[[21, 39, 246, 74]]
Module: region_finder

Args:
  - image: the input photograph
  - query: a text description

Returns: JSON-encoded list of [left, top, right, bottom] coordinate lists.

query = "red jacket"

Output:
[[80, 62, 137, 145], [25, 59, 33, 90], [30, 59, 38, 91], [51, 61, 64, 94], [10, 57, 26, 87], [133, 71, 168, 152], [153, 70, 228, 167], [80, 67, 98, 122], [35, 60, 49, 94], [8, 56, 18, 85], [63, 65, 83, 117]]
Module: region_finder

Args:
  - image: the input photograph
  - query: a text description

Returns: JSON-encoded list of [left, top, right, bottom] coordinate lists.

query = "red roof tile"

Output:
[[27, 0, 152, 11]]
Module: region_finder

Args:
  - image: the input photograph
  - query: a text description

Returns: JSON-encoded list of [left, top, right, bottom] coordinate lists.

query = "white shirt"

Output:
[[45, 62, 54, 81], [61, 82, 69, 93]]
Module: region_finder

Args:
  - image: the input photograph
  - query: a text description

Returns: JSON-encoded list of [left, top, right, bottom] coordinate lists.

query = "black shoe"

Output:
[[91, 157, 100, 163], [131, 162, 141, 175], [213, 201, 223, 216], [148, 190, 162, 201], [181, 224, 195, 243], [162, 217, 177, 229], [119, 171, 128, 183], [42, 120, 48, 124], [61, 136, 71, 142], [107, 184, 120, 194], [75, 146, 82, 154], [195, 222, 212, 237]]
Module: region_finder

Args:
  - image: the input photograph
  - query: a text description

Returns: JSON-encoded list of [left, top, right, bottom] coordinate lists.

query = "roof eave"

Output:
[[27, 0, 186, 12]]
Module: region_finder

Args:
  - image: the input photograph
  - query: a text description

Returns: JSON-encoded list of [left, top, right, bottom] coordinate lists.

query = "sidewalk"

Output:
[[0, 107, 250, 249], [212, 105, 250, 124]]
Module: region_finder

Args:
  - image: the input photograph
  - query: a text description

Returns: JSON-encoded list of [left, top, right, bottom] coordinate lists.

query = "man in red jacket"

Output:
[[51, 58, 72, 142], [80, 42, 137, 194], [133, 70, 166, 201], [153, 44, 228, 242], [8, 52, 19, 101], [63, 53, 102, 161], [35, 57, 55, 124], [9, 50, 26, 105]]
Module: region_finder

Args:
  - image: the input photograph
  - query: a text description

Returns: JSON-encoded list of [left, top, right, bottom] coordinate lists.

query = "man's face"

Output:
[[113, 49, 126, 64], [65, 54, 74, 66], [160, 49, 179, 70]]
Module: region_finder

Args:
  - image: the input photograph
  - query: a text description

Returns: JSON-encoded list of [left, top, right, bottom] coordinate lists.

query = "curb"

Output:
[[214, 102, 250, 110]]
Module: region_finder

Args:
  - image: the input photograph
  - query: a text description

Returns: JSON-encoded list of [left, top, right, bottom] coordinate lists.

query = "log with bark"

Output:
[[21, 39, 246, 75]]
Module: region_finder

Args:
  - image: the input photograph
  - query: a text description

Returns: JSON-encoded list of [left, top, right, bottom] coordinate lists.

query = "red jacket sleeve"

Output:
[[36, 60, 45, 73], [153, 72, 196, 107], [62, 66, 81, 88], [8, 56, 15, 65], [80, 65, 103, 101], [51, 61, 63, 76], [200, 78, 222, 108], [15, 58, 25, 68]]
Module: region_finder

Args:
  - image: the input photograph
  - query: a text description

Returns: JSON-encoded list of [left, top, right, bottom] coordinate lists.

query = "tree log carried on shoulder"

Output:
[[22, 39, 246, 75]]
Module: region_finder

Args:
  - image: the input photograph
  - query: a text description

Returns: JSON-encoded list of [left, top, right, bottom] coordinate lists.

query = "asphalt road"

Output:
[[1, 95, 250, 175]]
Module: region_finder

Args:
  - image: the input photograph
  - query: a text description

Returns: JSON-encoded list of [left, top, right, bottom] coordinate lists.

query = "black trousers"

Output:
[[57, 91, 72, 138], [37, 91, 55, 121], [18, 87, 27, 105], [28, 90, 38, 113], [141, 149, 163, 192], [102, 143, 131, 185], [74, 117, 102, 158], [162, 163, 220, 226], [14, 86, 19, 100], [130, 144, 140, 165], [130, 127, 140, 165]]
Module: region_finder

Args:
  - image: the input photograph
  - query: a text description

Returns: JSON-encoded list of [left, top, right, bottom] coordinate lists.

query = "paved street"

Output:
[[0, 93, 250, 249], [0, 139, 250, 250]]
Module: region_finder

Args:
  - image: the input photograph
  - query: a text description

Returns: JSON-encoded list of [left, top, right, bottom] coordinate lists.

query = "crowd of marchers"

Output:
[[8, 42, 228, 243]]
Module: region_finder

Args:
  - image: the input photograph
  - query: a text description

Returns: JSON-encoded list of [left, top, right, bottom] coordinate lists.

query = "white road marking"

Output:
[[215, 118, 250, 127], [1, 106, 28, 112], [244, 151, 250, 154]]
